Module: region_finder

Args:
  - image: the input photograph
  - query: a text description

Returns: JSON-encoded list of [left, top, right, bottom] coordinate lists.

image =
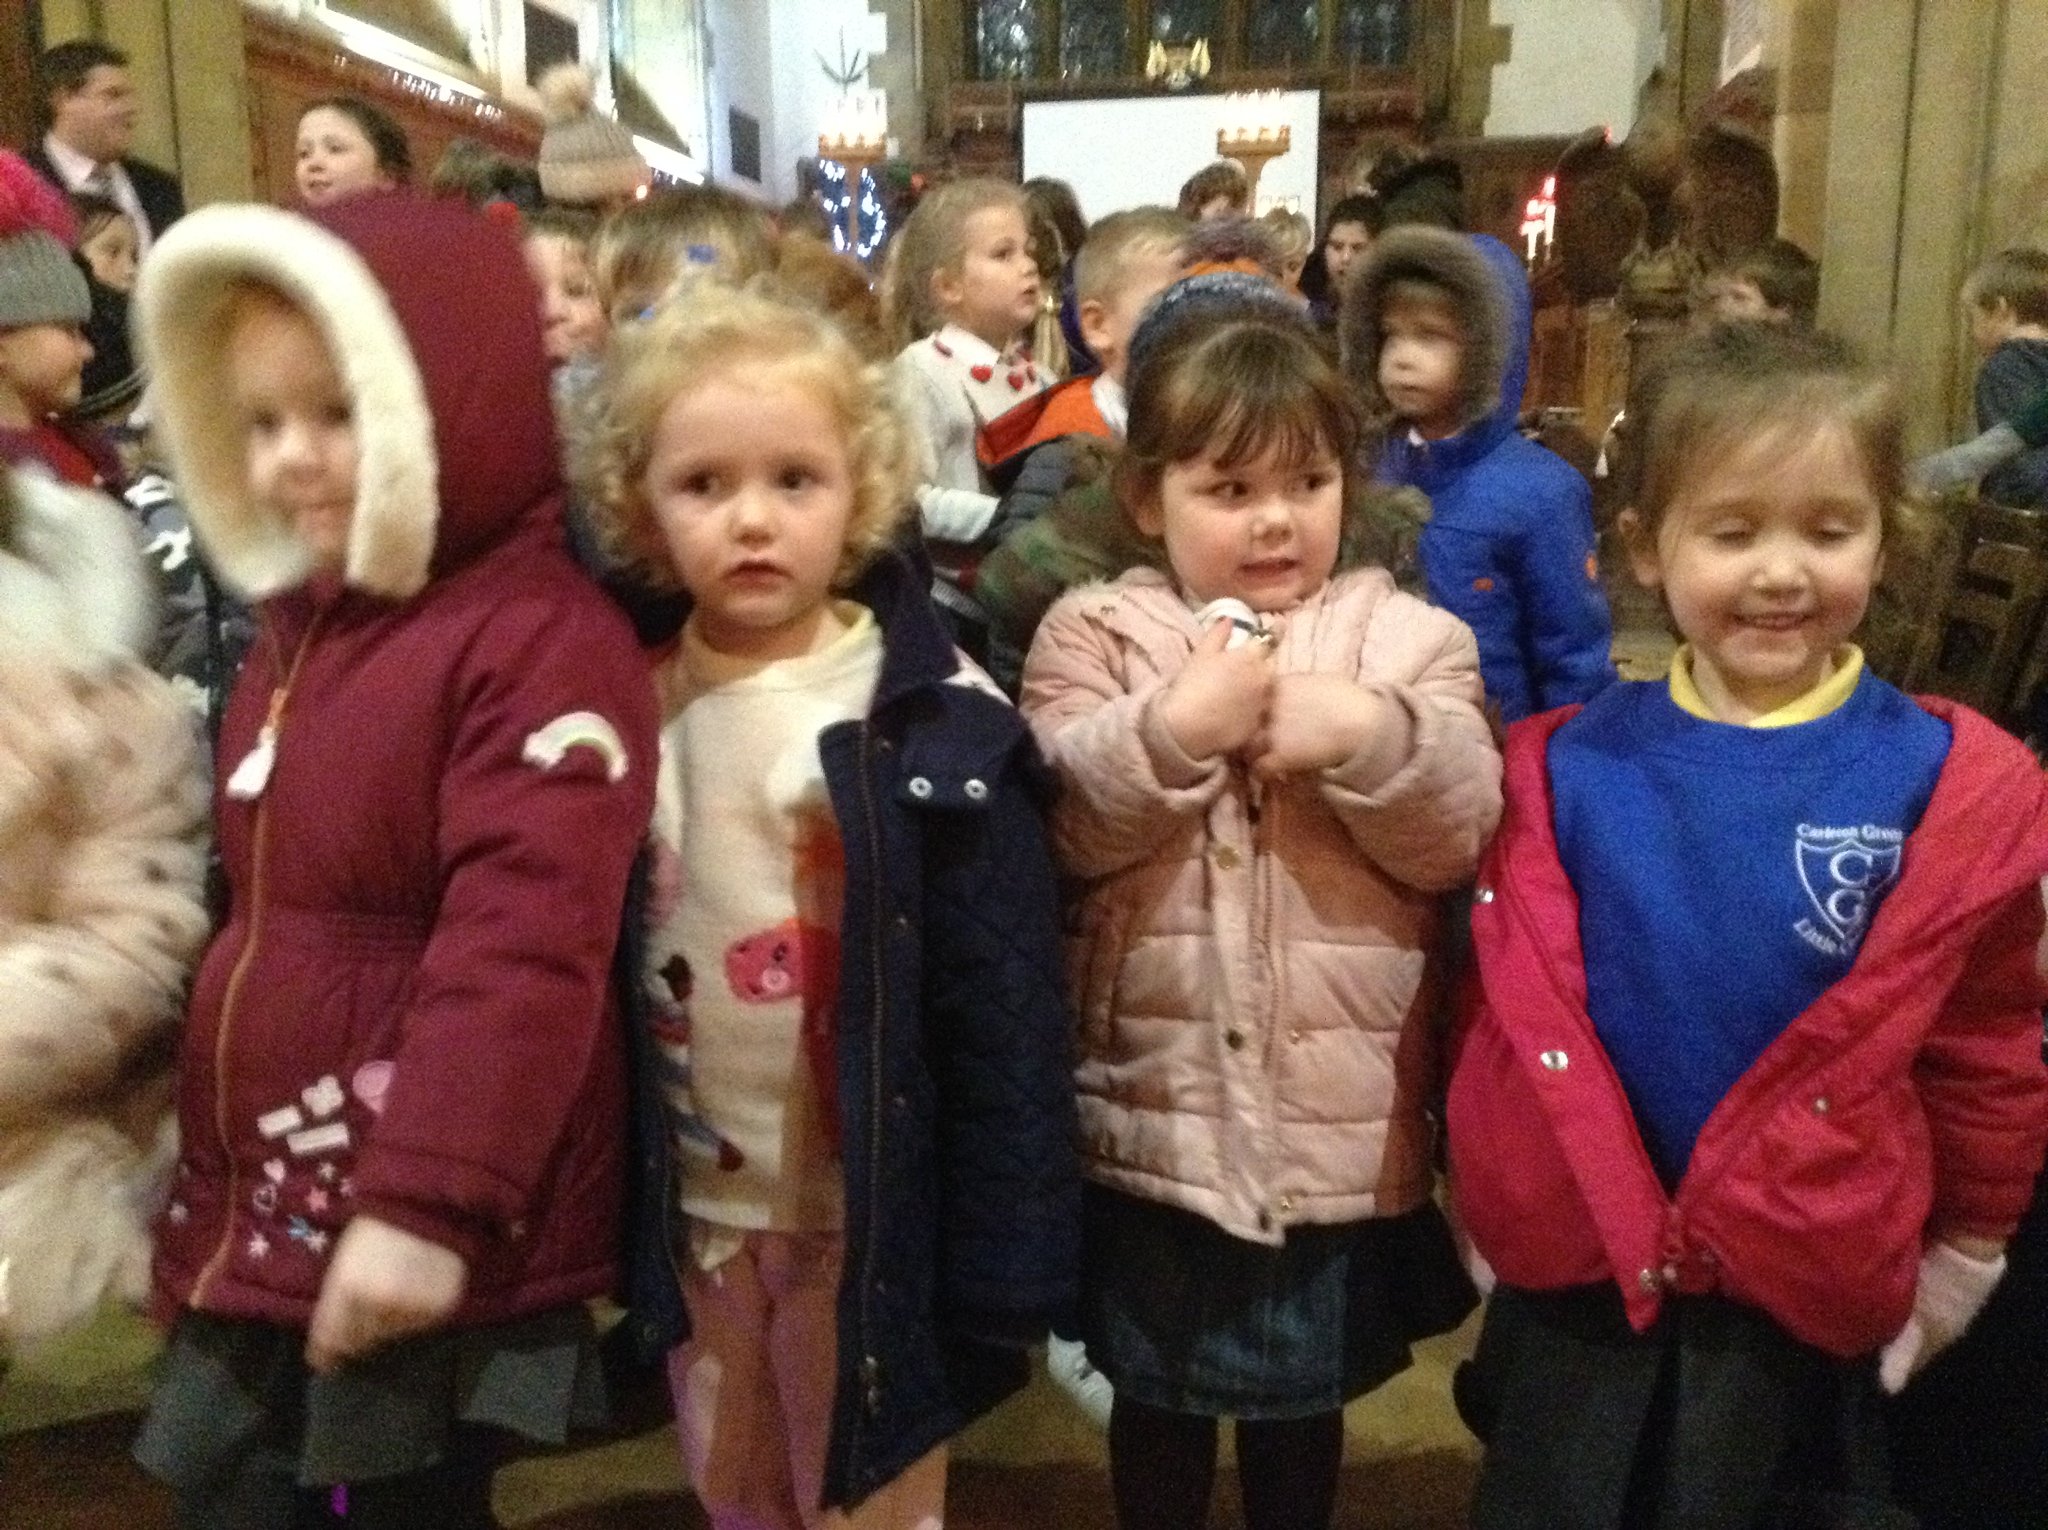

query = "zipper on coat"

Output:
[[190, 617, 324, 1309]]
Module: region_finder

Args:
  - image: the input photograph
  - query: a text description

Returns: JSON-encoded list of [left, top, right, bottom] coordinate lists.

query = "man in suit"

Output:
[[24, 39, 185, 258]]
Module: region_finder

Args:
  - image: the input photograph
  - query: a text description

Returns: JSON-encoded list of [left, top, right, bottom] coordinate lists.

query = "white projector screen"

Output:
[[1022, 91, 1322, 228]]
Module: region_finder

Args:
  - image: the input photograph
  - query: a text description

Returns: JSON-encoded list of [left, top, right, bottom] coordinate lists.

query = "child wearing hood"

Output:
[[1344, 226, 1615, 723], [129, 194, 658, 1528], [0, 464, 209, 1363]]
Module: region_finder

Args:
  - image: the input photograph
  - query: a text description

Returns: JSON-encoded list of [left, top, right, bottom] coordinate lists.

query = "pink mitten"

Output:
[[1877, 1242, 2005, 1394]]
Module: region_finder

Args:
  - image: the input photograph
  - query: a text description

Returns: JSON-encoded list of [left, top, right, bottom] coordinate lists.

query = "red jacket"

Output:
[[137, 195, 658, 1328], [1447, 698, 2048, 1358]]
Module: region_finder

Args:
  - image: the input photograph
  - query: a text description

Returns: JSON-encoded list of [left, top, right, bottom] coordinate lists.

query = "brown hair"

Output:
[[1963, 247, 2048, 329], [1621, 322, 1905, 541], [592, 184, 776, 322], [1176, 160, 1250, 219], [300, 95, 413, 184], [571, 282, 916, 592], [880, 177, 1028, 347], [1116, 314, 1362, 531], [69, 192, 129, 249], [1705, 237, 1820, 326]]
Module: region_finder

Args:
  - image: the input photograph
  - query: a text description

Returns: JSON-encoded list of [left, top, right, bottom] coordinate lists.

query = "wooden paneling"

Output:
[[243, 9, 541, 207], [1, 0, 38, 151]]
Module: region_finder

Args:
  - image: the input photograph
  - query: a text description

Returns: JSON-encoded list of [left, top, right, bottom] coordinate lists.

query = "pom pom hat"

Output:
[[0, 151, 91, 330], [536, 64, 650, 207]]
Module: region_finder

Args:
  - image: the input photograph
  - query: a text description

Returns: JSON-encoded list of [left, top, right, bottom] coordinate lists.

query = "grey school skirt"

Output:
[[133, 1303, 606, 1492]]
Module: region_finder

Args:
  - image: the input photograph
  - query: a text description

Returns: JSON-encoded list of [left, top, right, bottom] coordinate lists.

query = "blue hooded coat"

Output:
[[1347, 229, 1615, 722]]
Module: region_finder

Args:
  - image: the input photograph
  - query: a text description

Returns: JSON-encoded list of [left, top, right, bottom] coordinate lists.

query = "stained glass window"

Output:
[[1247, 0, 1320, 69], [1150, 0, 1221, 45], [1336, 0, 1412, 67], [976, 0, 1040, 80], [1060, 0, 1127, 78]]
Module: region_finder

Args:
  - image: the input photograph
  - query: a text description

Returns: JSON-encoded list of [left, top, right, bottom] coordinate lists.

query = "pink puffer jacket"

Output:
[[1021, 567, 1502, 1243]]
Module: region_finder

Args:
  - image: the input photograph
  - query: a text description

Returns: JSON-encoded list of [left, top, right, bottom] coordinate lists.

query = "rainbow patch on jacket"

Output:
[[522, 711, 629, 782]]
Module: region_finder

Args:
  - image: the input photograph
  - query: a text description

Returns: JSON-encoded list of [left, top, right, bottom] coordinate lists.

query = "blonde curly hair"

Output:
[[571, 282, 918, 594]]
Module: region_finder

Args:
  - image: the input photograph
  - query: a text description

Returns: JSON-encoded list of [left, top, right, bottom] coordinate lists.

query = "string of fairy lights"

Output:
[[817, 158, 889, 263]]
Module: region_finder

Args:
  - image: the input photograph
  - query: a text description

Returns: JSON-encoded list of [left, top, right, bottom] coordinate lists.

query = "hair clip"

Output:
[[684, 244, 719, 266]]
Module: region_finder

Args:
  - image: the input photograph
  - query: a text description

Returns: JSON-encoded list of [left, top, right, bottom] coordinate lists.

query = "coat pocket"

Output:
[[1064, 901, 1130, 1056]]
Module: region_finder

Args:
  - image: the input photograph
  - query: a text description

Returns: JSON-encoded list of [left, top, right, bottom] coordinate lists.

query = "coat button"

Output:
[[963, 778, 989, 801], [1225, 1028, 1245, 1050], [1638, 1267, 1662, 1293], [907, 776, 933, 799], [1289, 1028, 1302, 1044], [1812, 1096, 1830, 1114], [894, 913, 911, 933], [1278, 1194, 1294, 1214], [1539, 1049, 1569, 1071], [1213, 845, 1242, 870], [1474, 887, 1496, 904]]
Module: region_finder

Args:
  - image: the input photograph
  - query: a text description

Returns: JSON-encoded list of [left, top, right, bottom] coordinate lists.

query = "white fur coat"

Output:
[[0, 469, 209, 1355]]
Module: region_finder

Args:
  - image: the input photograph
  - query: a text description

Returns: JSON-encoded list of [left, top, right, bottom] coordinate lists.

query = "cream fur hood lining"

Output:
[[133, 203, 438, 602], [0, 470, 154, 673]]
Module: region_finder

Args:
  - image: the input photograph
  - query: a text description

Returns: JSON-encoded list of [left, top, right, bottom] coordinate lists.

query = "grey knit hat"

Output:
[[0, 229, 91, 330], [536, 64, 650, 207]]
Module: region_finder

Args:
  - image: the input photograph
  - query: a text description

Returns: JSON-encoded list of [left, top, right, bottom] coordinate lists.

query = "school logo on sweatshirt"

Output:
[[1793, 822, 1904, 958]]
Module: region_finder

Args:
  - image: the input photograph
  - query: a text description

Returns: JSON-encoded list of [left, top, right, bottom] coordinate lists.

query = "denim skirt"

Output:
[[1077, 1185, 1475, 1420]]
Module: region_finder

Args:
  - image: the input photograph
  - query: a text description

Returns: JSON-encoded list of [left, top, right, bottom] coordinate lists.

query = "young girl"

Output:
[[886, 178, 1050, 637], [574, 283, 1080, 1528], [129, 192, 657, 1528], [1446, 323, 2048, 1529], [521, 205, 606, 370], [71, 192, 139, 292], [0, 464, 208, 1360], [294, 95, 410, 208], [1019, 273, 1500, 1530]]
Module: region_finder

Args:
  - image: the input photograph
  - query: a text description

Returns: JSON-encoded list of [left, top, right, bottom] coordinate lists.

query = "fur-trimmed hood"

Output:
[[134, 193, 562, 603], [1342, 226, 1526, 451], [0, 467, 154, 673]]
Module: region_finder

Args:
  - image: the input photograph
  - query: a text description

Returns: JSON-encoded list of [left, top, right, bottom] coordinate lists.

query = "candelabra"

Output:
[[819, 91, 889, 252], [1216, 91, 1291, 205]]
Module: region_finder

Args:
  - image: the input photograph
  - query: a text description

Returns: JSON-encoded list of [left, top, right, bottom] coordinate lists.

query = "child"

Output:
[[0, 464, 208, 1359], [1258, 207, 1312, 291], [1960, 246, 2048, 509], [1008, 205, 1188, 452], [1445, 323, 2048, 1530], [1346, 224, 1615, 722], [1301, 193, 1379, 329], [590, 183, 775, 326], [886, 177, 1049, 638], [522, 205, 606, 370], [1175, 160, 1249, 222], [129, 192, 658, 1527], [0, 151, 114, 489], [294, 95, 411, 208], [573, 283, 1080, 1528], [1696, 236, 1818, 328], [1021, 280, 1498, 1530], [72, 191, 138, 292]]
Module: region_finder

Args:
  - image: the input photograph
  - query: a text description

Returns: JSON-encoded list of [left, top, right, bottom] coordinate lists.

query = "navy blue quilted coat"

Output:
[[618, 548, 1082, 1510]]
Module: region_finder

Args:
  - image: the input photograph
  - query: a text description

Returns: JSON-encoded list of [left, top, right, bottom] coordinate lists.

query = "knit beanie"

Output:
[[1125, 270, 1314, 399], [0, 151, 91, 330], [536, 65, 650, 207]]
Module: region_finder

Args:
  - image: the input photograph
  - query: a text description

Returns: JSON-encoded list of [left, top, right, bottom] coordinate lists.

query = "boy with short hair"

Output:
[[976, 207, 1190, 689], [1961, 247, 2048, 509], [1697, 236, 1819, 328], [1345, 225, 1615, 722]]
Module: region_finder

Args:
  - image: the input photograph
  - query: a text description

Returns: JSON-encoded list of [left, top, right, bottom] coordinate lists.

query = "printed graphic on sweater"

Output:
[[1793, 822, 1903, 957]]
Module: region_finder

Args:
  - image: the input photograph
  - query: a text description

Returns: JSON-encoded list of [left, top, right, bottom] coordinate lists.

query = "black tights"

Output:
[[175, 1429, 501, 1530], [1108, 1396, 1345, 1530]]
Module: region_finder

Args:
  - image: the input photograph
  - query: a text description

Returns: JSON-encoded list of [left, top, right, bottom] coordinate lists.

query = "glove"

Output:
[[1877, 1242, 2005, 1394]]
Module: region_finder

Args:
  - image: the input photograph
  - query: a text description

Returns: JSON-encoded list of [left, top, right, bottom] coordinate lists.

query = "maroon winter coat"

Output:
[[135, 195, 658, 1328], [1447, 698, 2048, 1360]]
